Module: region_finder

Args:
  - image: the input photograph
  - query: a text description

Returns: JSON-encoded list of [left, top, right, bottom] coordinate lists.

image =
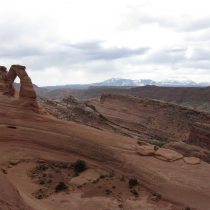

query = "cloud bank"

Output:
[[0, 0, 209, 86]]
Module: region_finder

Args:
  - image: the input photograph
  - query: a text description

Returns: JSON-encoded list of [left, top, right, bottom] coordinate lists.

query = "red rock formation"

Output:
[[0, 66, 9, 92], [5, 65, 36, 99], [136, 145, 155, 156], [183, 157, 201, 165], [2, 65, 40, 109], [1, 92, 210, 209], [86, 93, 210, 142], [188, 122, 210, 149], [155, 148, 183, 162]]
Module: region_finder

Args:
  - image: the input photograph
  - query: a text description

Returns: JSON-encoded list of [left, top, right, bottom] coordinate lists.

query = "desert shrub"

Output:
[[145, 140, 166, 148], [40, 180, 45, 185], [156, 194, 162, 200], [109, 171, 114, 177], [154, 145, 159, 151], [47, 180, 52, 183], [106, 189, 112, 195], [37, 164, 48, 171], [130, 189, 138, 196], [55, 182, 68, 192], [185, 208, 190, 210], [74, 159, 87, 173], [129, 178, 138, 188]]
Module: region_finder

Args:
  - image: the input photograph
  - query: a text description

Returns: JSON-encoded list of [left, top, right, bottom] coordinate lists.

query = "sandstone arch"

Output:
[[3, 65, 39, 108]]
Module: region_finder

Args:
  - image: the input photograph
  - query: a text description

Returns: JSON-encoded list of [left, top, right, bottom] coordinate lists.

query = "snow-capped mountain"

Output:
[[42, 78, 210, 90], [156, 79, 198, 86], [99, 78, 156, 86]]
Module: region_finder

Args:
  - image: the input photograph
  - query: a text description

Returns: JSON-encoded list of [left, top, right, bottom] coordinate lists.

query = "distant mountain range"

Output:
[[42, 78, 210, 90]]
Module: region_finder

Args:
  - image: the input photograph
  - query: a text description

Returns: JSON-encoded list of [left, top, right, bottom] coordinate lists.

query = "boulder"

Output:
[[155, 148, 183, 162], [163, 142, 210, 164], [183, 157, 201, 165], [136, 145, 155, 156], [9, 159, 20, 165]]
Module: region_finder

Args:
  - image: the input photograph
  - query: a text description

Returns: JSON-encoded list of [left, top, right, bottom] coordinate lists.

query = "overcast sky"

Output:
[[0, 0, 210, 86]]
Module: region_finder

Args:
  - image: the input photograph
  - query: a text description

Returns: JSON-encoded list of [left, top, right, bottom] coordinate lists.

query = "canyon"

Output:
[[38, 85, 210, 113], [1, 65, 210, 210]]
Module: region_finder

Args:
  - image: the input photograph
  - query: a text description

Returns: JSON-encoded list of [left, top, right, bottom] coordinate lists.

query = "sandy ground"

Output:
[[6, 155, 180, 210]]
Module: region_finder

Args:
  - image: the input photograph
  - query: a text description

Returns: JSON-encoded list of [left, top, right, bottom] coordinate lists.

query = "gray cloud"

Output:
[[66, 41, 150, 60], [0, 37, 150, 71], [121, 11, 210, 32], [189, 48, 210, 61]]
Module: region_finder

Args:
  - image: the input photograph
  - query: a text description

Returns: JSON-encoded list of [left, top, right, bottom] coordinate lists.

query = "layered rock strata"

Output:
[[39, 92, 210, 162], [188, 122, 210, 150]]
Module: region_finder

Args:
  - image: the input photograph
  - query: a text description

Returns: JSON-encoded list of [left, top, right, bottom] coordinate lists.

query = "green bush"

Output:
[[145, 140, 166, 148], [55, 182, 68, 192], [131, 189, 138, 196], [156, 194, 162, 201], [129, 178, 138, 188], [40, 180, 45, 185], [74, 159, 87, 173]]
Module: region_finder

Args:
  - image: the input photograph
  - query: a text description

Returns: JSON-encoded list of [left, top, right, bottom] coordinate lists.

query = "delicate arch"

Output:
[[6, 65, 37, 100]]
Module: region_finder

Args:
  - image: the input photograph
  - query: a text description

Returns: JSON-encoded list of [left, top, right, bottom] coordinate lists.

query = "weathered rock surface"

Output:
[[155, 148, 183, 162], [39, 85, 210, 113], [1, 91, 210, 209], [63, 95, 83, 105], [183, 157, 201, 165], [5, 65, 36, 100], [0, 172, 35, 210], [163, 141, 210, 163], [188, 122, 210, 150], [38, 92, 210, 163], [0, 65, 48, 115], [87, 93, 210, 144], [136, 145, 155, 156], [0, 66, 8, 92]]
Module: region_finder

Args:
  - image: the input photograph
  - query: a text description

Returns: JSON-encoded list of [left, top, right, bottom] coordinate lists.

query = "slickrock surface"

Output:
[[38, 92, 210, 163], [1, 88, 210, 209]]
